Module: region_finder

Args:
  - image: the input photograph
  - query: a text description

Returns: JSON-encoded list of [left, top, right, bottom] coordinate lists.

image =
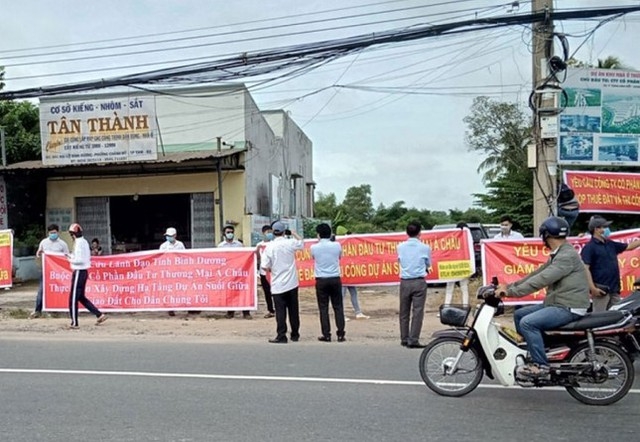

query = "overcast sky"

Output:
[[1, 0, 639, 211]]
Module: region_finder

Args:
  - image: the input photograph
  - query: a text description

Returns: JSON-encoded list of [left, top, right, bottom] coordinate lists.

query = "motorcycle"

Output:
[[610, 278, 640, 359], [419, 281, 636, 406]]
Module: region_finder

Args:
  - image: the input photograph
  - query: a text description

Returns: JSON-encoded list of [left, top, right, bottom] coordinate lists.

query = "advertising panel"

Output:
[[39, 95, 158, 165], [558, 68, 640, 166]]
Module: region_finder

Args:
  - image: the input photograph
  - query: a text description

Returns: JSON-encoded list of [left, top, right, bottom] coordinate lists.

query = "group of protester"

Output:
[[27, 211, 639, 359]]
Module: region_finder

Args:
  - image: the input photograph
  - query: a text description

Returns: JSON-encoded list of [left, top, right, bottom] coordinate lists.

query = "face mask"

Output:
[[500, 226, 510, 234], [603, 227, 611, 238], [49, 233, 59, 241], [166, 235, 175, 243], [225, 233, 234, 240], [265, 232, 274, 241]]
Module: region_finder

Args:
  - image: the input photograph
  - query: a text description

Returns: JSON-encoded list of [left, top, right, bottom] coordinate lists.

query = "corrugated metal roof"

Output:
[[1, 149, 246, 171]]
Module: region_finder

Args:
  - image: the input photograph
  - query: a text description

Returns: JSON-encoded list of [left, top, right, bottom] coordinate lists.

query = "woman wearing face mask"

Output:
[[30, 224, 70, 319], [581, 216, 640, 312]]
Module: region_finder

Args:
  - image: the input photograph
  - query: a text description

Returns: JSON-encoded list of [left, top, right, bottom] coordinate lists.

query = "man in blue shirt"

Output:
[[310, 223, 346, 342], [581, 215, 640, 311], [397, 221, 432, 348]]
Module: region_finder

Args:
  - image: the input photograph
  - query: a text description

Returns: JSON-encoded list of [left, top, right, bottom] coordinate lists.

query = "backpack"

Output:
[[558, 183, 575, 203]]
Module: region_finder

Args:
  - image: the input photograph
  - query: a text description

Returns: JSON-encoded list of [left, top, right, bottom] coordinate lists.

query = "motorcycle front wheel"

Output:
[[419, 337, 483, 397], [565, 341, 634, 406]]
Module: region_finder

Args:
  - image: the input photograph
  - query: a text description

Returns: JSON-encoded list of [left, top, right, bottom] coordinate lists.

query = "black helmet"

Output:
[[539, 216, 569, 240]]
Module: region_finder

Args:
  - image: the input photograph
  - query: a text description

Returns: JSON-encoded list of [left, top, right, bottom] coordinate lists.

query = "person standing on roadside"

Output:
[[67, 223, 107, 329], [336, 227, 370, 320], [261, 221, 304, 344], [256, 225, 275, 318], [444, 222, 470, 307], [581, 215, 640, 312], [311, 223, 346, 342], [397, 221, 431, 349], [493, 215, 524, 240], [219, 225, 252, 320], [30, 224, 70, 319], [159, 227, 185, 251], [160, 227, 185, 316]]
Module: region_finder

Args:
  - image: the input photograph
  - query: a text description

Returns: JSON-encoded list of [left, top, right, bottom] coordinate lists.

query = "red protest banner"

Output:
[[564, 170, 640, 213], [296, 229, 474, 288], [0, 229, 12, 288], [43, 249, 257, 312], [482, 228, 640, 304]]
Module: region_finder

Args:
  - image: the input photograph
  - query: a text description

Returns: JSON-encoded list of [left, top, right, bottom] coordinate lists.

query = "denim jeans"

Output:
[[342, 286, 362, 315], [514, 304, 580, 366]]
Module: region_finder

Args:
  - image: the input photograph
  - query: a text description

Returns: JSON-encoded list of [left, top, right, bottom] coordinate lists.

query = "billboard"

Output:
[[558, 68, 640, 166], [39, 95, 158, 165]]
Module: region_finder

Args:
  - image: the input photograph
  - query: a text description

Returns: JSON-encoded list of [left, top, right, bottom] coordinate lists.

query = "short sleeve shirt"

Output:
[[581, 237, 628, 293]]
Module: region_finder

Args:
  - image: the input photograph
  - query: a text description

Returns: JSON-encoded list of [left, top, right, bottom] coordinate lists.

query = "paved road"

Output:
[[1, 339, 639, 441]]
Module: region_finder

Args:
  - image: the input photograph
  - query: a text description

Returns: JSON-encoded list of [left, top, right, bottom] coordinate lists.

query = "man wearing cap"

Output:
[[160, 227, 185, 316], [160, 227, 185, 251], [581, 216, 640, 311], [261, 221, 304, 343]]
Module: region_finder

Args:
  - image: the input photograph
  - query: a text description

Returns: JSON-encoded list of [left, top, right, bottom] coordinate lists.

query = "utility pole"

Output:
[[531, 0, 557, 229], [216, 136, 225, 241]]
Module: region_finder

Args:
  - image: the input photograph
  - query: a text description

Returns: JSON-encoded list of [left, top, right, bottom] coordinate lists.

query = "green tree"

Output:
[[464, 96, 533, 233], [0, 71, 46, 240], [464, 96, 531, 184], [340, 184, 374, 225]]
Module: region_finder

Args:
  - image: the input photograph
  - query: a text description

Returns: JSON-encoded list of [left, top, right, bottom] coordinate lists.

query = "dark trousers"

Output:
[[315, 277, 345, 338], [68, 269, 101, 326], [260, 274, 274, 313], [273, 287, 300, 340], [399, 278, 427, 345]]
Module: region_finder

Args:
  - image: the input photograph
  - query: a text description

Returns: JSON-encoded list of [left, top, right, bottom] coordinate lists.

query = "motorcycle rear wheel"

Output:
[[419, 337, 483, 397], [565, 341, 634, 406]]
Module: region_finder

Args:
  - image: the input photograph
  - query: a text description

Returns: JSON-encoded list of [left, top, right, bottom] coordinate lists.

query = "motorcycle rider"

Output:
[[496, 216, 590, 378]]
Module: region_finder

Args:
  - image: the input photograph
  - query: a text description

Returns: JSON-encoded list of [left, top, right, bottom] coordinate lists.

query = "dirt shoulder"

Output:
[[0, 281, 467, 344]]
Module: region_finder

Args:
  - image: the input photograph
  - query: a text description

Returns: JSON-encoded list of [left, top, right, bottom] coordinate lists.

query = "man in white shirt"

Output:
[[218, 225, 251, 319], [493, 215, 524, 240], [261, 221, 304, 344], [30, 224, 70, 319], [67, 223, 107, 329], [159, 227, 186, 250], [160, 227, 185, 316]]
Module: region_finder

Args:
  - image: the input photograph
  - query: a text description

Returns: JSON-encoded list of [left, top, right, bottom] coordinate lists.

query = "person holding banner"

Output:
[[256, 225, 275, 318], [219, 225, 252, 320], [261, 221, 304, 344], [160, 227, 185, 317], [493, 215, 524, 240], [30, 224, 70, 319], [311, 223, 346, 342], [397, 221, 432, 349], [581, 216, 640, 312], [66, 223, 107, 329], [444, 222, 470, 307]]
